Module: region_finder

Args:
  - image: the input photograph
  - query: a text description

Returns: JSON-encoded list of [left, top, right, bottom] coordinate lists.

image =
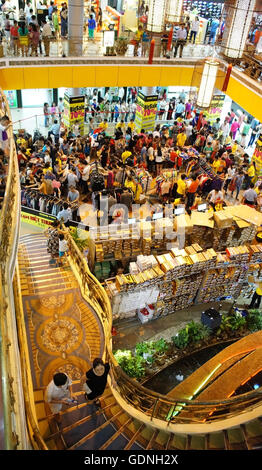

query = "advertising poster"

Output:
[[135, 92, 158, 132], [206, 94, 225, 123], [63, 94, 85, 135], [21, 207, 56, 228]]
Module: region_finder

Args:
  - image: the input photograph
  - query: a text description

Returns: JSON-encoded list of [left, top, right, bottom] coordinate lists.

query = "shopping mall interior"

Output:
[[1, 0, 262, 455]]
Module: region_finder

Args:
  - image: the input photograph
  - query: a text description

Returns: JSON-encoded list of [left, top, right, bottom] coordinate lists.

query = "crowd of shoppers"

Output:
[[16, 87, 262, 237]]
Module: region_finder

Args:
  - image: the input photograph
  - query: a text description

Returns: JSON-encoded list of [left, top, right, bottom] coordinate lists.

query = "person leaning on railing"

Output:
[[41, 19, 52, 57]]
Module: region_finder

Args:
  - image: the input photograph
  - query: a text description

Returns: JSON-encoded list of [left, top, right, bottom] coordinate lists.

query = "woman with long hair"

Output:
[[18, 21, 29, 57]]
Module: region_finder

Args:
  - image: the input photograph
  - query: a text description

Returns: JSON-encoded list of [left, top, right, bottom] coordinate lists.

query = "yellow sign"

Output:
[[21, 207, 56, 229], [63, 94, 85, 135], [135, 92, 158, 132], [206, 94, 225, 124]]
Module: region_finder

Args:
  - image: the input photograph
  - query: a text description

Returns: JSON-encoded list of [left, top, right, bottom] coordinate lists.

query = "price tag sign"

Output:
[[103, 30, 115, 48]]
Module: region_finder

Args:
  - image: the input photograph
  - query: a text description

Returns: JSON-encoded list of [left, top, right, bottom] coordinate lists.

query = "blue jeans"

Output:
[[209, 32, 216, 45], [44, 115, 49, 127], [248, 134, 256, 147]]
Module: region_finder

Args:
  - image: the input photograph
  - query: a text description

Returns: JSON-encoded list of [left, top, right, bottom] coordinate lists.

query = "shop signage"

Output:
[[21, 206, 56, 228], [206, 94, 225, 123], [135, 92, 158, 132], [63, 94, 85, 135]]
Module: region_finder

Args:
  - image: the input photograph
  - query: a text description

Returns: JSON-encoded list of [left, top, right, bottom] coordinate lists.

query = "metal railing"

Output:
[[0, 88, 23, 449], [66, 229, 262, 427]]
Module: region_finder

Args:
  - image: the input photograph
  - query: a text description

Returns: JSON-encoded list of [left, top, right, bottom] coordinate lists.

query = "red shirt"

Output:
[[169, 150, 177, 162], [10, 26, 19, 37], [188, 180, 199, 193]]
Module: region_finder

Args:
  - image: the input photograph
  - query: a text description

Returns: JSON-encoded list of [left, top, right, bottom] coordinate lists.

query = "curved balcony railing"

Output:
[[0, 88, 23, 449], [0, 87, 48, 450], [65, 230, 262, 430]]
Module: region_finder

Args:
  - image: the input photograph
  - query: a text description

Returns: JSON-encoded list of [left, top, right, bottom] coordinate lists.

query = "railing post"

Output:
[[151, 398, 159, 421], [148, 39, 155, 65]]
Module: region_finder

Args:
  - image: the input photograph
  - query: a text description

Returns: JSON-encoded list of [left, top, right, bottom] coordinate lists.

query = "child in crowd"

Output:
[[58, 233, 69, 266]]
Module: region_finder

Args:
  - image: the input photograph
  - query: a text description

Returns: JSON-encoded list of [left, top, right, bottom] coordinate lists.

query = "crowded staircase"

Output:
[[16, 233, 262, 450]]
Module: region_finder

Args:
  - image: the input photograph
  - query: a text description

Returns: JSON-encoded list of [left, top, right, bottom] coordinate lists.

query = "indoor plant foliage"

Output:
[[114, 349, 146, 379], [114, 37, 129, 55], [246, 309, 262, 332], [69, 227, 90, 252], [172, 321, 211, 349], [216, 313, 247, 338], [114, 312, 262, 380]]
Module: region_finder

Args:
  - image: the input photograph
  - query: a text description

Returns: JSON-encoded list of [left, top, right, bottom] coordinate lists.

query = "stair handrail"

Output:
[[0, 88, 24, 448], [12, 266, 49, 450], [65, 229, 262, 425]]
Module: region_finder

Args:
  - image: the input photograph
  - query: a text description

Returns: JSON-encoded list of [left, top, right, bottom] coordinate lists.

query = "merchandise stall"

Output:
[[105, 241, 262, 323]]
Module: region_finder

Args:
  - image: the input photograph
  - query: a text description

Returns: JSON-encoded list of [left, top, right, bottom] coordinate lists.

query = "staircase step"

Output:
[[61, 403, 94, 428], [68, 409, 124, 450], [154, 430, 170, 448], [170, 434, 187, 450], [130, 442, 144, 450], [76, 422, 117, 450], [189, 434, 206, 450], [106, 433, 129, 450], [100, 417, 132, 450], [206, 432, 225, 450], [63, 412, 106, 448], [227, 427, 248, 450]]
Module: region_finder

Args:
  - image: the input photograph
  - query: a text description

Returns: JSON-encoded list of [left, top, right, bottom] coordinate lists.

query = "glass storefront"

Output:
[[21, 88, 53, 107]]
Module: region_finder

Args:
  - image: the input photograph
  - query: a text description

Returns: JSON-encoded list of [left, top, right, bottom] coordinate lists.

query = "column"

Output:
[[222, 0, 256, 59], [135, 87, 158, 133], [166, 0, 183, 23], [63, 88, 85, 135], [147, 0, 168, 56], [68, 0, 84, 56]]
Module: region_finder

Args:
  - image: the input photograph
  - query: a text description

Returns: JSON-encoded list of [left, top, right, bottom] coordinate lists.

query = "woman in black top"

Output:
[[81, 358, 116, 408]]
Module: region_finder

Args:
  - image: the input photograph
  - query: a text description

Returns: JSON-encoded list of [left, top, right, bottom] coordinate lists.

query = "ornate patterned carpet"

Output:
[[18, 234, 104, 388]]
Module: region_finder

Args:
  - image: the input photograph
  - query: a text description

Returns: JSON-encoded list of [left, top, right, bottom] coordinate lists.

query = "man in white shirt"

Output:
[[120, 101, 127, 121], [189, 16, 200, 44], [174, 24, 187, 58], [207, 189, 224, 210], [41, 19, 52, 56], [220, 120, 230, 145], [45, 372, 76, 423], [185, 121, 193, 138]]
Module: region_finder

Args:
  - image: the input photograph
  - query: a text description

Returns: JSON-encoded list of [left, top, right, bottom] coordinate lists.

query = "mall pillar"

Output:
[[222, 0, 256, 59], [68, 0, 84, 57], [63, 88, 85, 136], [166, 0, 183, 23], [147, 0, 167, 56], [135, 87, 158, 133]]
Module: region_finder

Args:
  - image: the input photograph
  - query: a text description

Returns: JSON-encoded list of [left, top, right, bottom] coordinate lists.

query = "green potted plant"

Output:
[[69, 227, 90, 252], [172, 328, 189, 350], [114, 37, 129, 56], [152, 338, 169, 357], [187, 321, 211, 347], [246, 309, 262, 332]]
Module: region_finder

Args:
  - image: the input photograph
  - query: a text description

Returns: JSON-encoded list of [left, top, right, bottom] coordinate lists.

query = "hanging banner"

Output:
[[135, 92, 158, 133], [21, 206, 56, 228], [205, 94, 225, 123], [63, 94, 85, 135]]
